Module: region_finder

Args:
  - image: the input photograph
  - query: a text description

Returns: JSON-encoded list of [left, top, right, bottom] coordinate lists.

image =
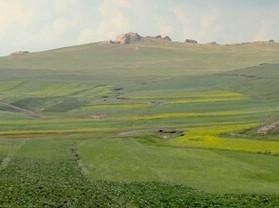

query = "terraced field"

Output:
[[0, 42, 279, 207]]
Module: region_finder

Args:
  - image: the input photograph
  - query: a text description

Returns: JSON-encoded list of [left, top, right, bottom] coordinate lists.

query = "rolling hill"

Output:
[[0, 37, 279, 207]]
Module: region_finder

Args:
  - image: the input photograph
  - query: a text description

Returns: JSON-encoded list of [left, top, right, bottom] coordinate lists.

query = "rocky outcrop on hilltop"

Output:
[[115, 32, 143, 44], [257, 120, 279, 135], [208, 41, 218, 45], [145, 35, 172, 42], [10, 51, 30, 56], [145, 35, 162, 39], [163, 36, 172, 41], [185, 39, 198, 44], [111, 33, 172, 44]]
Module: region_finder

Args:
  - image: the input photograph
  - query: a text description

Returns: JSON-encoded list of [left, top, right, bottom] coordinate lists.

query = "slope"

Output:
[[1, 41, 279, 80]]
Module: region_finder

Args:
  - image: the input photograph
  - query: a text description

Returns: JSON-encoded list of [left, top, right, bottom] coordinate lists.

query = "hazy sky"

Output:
[[0, 0, 278, 55]]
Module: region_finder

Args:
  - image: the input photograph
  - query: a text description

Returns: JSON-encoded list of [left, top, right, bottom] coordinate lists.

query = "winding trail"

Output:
[[0, 101, 40, 118]]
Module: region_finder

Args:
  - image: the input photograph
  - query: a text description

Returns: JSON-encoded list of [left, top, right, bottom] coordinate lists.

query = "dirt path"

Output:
[[71, 145, 90, 176], [0, 101, 40, 118]]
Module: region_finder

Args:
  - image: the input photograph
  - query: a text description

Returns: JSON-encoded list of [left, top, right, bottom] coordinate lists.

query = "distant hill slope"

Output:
[[0, 41, 279, 79], [135, 63, 279, 101], [218, 63, 279, 100]]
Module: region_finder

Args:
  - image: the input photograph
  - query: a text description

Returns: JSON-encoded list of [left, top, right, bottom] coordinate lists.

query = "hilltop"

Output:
[[0, 33, 279, 81], [111, 32, 172, 44]]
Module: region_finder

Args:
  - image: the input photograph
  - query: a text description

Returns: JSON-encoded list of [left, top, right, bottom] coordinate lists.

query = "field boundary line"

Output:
[[71, 145, 90, 176]]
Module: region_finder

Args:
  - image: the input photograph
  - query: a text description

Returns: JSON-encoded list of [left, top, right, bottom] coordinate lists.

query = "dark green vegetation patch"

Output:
[[1, 138, 279, 208]]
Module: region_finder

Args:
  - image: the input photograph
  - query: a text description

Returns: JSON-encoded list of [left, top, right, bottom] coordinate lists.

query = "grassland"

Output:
[[0, 41, 279, 207]]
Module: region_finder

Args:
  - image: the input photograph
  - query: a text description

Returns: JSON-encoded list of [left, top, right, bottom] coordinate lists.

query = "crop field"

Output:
[[172, 124, 279, 154], [0, 42, 279, 207]]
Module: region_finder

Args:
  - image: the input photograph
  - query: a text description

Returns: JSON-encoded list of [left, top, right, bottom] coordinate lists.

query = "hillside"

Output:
[[1, 40, 279, 79], [1, 38, 279, 207]]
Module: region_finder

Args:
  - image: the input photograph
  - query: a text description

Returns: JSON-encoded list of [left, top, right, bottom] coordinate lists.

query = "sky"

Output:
[[0, 0, 279, 55]]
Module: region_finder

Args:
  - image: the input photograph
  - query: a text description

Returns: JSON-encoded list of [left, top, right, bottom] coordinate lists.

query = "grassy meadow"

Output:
[[0, 41, 279, 207]]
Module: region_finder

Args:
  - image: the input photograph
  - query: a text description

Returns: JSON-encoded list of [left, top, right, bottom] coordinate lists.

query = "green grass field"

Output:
[[0, 41, 279, 207]]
